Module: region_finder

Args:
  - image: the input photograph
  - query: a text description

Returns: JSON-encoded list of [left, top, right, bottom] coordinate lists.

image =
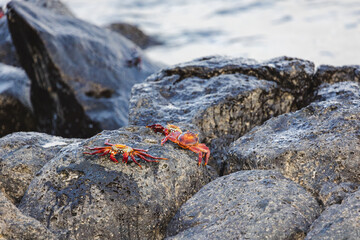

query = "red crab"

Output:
[[147, 124, 210, 166], [83, 139, 167, 169]]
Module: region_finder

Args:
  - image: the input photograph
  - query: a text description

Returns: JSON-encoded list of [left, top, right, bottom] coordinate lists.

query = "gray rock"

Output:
[[314, 65, 360, 84], [0, 63, 35, 137], [227, 98, 360, 199], [305, 189, 360, 240], [7, 1, 163, 138], [0, 131, 79, 204], [0, 18, 19, 67], [18, 126, 214, 239], [129, 56, 315, 172], [107, 22, 162, 49], [166, 170, 320, 240], [23, 0, 74, 17], [315, 81, 360, 102], [318, 182, 359, 207], [0, 191, 56, 240]]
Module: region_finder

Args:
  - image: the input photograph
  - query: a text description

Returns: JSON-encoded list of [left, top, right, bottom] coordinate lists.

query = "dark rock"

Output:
[[0, 0, 74, 67], [7, 1, 163, 138], [318, 182, 359, 206], [107, 22, 162, 49], [305, 189, 360, 240], [129, 56, 315, 172], [166, 170, 320, 239], [0, 191, 56, 240], [0, 18, 19, 67], [0, 63, 36, 137], [227, 95, 360, 200], [0, 131, 79, 204], [314, 65, 360, 84], [18, 126, 214, 239], [24, 0, 75, 17]]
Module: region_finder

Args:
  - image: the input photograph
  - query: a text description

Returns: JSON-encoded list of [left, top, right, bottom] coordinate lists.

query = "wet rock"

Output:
[[129, 56, 315, 171], [24, 0, 75, 17], [314, 65, 360, 84], [7, 1, 162, 138], [0, 18, 19, 67], [0, 63, 36, 137], [227, 97, 360, 199], [0, 131, 79, 204], [107, 22, 162, 49], [166, 170, 320, 240], [305, 189, 360, 240], [0, 191, 56, 240], [18, 126, 214, 239]]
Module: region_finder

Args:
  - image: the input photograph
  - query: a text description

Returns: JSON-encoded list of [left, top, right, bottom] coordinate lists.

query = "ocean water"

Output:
[[2, 0, 360, 66]]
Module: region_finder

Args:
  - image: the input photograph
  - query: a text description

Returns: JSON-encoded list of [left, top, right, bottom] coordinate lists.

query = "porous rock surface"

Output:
[[18, 126, 213, 240], [305, 189, 360, 240], [0, 63, 35, 137], [0, 191, 56, 240], [227, 84, 360, 201], [7, 1, 162, 138], [129, 56, 315, 171], [314, 64, 360, 84], [0, 131, 78, 204], [166, 170, 320, 240]]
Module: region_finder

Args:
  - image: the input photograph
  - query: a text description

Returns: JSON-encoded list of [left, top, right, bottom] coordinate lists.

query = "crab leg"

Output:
[[83, 150, 105, 155], [130, 154, 143, 169], [136, 154, 159, 163], [109, 152, 118, 163], [137, 152, 168, 160]]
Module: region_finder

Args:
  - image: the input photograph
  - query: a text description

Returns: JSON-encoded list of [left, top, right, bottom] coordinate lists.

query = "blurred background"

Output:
[[2, 0, 360, 66]]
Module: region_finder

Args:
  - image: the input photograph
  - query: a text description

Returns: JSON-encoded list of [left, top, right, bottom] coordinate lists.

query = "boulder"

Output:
[[0, 0, 74, 67], [0, 191, 56, 240], [305, 189, 360, 240], [315, 81, 360, 102], [0, 63, 35, 137], [7, 1, 163, 138], [107, 22, 162, 49], [227, 85, 360, 201], [314, 65, 360, 84], [166, 170, 320, 239], [129, 56, 315, 171], [0, 131, 79, 204], [0, 18, 19, 67], [18, 126, 214, 239]]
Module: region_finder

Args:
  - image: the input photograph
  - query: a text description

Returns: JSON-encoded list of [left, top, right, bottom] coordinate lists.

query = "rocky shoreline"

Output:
[[0, 1, 359, 239]]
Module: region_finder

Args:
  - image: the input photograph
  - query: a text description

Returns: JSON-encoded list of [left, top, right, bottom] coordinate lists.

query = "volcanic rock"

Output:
[[0, 63, 35, 137], [305, 189, 360, 240], [166, 170, 320, 239], [0, 131, 79, 204], [18, 126, 214, 239], [0, 191, 56, 240], [7, 1, 162, 137], [129, 56, 315, 171], [227, 86, 360, 199]]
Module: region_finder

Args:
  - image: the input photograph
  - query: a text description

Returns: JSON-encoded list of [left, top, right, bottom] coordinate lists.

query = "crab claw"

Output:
[[146, 124, 169, 135]]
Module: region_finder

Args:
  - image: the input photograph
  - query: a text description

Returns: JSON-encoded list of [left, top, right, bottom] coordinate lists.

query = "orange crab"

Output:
[[147, 124, 210, 166], [83, 139, 167, 169]]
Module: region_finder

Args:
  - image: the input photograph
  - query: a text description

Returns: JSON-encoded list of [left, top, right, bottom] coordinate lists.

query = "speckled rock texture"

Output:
[[166, 170, 320, 240], [0, 63, 35, 137], [0, 132, 79, 204], [18, 126, 214, 240], [305, 189, 360, 240], [314, 64, 360, 84], [129, 56, 315, 172], [7, 1, 163, 138], [0, 191, 56, 240], [227, 86, 360, 202], [315, 81, 360, 102]]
